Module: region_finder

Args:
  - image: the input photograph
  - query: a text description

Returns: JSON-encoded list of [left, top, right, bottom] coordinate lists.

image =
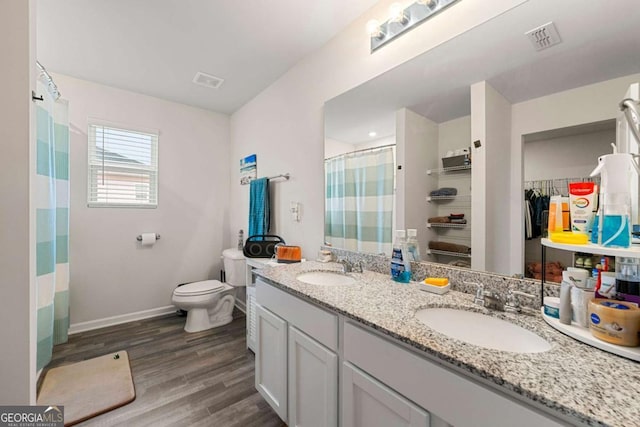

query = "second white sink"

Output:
[[296, 271, 357, 286], [415, 308, 551, 354]]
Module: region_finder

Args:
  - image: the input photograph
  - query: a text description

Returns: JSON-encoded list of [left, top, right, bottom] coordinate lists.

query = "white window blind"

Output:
[[88, 123, 158, 207]]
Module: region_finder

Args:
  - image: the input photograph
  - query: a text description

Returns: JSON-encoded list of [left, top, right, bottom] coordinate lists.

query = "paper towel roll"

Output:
[[140, 233, 157, 246]]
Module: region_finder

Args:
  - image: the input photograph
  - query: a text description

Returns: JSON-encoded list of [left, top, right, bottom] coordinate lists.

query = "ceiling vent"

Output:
[[525, 22, 561, 51], [192, 71, 224, 89]]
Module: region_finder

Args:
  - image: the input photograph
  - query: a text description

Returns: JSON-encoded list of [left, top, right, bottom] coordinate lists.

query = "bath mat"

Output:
[[37, 351, 135, 426]]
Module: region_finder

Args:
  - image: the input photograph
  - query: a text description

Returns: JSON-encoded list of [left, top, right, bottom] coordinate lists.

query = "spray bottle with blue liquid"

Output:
[[590, 145, 640, 248]]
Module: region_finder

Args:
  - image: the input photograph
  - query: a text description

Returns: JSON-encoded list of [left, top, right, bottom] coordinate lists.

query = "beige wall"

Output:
[[0, 0, 37, 404], [54, 74, 231, 326], [229, 0, 528, 257]]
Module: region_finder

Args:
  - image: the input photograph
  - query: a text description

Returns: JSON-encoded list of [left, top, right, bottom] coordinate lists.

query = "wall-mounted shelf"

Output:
[[426, 194, 471, 202], [426, 164, 471, 175], [426, 249, 471, 258], [427, 223, 467, 229]]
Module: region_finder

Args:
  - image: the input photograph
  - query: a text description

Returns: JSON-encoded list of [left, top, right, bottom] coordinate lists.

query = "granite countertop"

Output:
[[255, 261, 640, 427]]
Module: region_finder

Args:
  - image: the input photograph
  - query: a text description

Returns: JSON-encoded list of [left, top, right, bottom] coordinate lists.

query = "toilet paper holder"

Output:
[[136, 234, 161, 241]]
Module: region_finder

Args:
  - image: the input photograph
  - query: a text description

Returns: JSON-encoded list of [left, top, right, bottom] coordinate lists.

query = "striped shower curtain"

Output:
[[325, 147, 394, 254], [35, 79, 70, 371]]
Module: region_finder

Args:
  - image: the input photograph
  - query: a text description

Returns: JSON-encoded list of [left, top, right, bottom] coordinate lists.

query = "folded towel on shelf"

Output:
[[449, 219, 467, 224], [430, 187, 458, 197], [428, 216, 451, 223], [448, 213, 465, 220], [428, 241, 471, 254]]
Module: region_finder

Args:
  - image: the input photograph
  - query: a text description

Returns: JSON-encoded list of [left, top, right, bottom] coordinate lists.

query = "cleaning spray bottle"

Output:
[[590, 144, 640, 247], [391, 230, 411, 283]]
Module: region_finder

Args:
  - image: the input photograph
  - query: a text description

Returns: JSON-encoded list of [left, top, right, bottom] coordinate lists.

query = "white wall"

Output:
[[524, 129, 614, 181], [229, 0, 528, 258], [396, 108, 438, 258], [0, 0, 36, 404], [509, 73, 640, 274], [53, 74, 231, 325]]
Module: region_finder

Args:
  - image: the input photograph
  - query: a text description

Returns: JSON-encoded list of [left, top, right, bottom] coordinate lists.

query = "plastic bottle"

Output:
[[406, 229, 421, 262], [391, 230, 411, 283]]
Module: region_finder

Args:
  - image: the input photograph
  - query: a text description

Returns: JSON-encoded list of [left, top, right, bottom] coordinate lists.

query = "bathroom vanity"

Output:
[[254, 261, 640, 427]]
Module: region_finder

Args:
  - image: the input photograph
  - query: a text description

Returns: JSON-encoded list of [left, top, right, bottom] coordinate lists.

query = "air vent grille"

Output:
[[525, 22, 561, 51], [192, 71, 224, 89]]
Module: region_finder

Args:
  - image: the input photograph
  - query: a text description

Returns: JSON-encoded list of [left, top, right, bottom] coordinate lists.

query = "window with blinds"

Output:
[[88, 123, 158, 207]]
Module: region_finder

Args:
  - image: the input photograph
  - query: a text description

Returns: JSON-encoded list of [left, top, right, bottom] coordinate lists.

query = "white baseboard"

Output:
[[69, 305, 177, 335], [235, 300, 246, 314]]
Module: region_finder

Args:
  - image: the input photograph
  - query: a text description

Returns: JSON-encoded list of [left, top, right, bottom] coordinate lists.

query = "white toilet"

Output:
[[172, 249, 247, 333]]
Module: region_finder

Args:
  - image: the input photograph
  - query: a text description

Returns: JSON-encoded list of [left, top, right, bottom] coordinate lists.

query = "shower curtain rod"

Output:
[[36, 61, 61, 100], [324, 143, 396, 161]]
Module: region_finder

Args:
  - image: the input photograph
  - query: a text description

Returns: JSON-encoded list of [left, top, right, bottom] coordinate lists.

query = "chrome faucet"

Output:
[[504, 289, 537, 313], [337, 258, 353, 273], [472, 283, 536, 312]]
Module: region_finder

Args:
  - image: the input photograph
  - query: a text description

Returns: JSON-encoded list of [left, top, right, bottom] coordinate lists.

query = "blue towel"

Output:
[[249, 178, 270, 238]]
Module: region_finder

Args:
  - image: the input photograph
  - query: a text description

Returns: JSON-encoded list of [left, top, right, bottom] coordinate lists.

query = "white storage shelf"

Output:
[[426, 164, 471, 175], [427, 222, 467, 229], [541, 238, 640, 258], [426, 194, 471, 202], [426, 249, 471, 258]]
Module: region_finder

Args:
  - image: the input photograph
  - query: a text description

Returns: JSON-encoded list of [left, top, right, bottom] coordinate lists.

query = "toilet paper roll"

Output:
[[140, 233, 157, 246]]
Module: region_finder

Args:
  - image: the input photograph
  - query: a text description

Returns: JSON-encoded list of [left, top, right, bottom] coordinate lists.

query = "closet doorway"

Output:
[[523, 120, 615, 283]]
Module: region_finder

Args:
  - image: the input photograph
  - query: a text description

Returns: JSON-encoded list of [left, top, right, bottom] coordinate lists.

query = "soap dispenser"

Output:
[[590, 146, 640, 247]]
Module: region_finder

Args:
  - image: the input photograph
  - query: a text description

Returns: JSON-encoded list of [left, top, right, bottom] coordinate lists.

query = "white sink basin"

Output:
[[296, 271, 357, 286], [415, 308, 551, 354]]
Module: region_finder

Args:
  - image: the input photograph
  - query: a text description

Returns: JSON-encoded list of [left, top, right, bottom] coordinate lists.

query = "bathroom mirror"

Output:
[[324, 0, 640, 279]]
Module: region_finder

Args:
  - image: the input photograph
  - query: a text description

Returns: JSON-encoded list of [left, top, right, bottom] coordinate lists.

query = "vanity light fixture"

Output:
[[388, 3, 409, 25], [368, 0, 461, 52], [366, 19, 385, 40]]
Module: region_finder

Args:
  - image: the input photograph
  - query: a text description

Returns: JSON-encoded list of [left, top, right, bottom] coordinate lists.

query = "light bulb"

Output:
[[366, 19, 384, 39], [368, 131, 377, 138], [389, 3, 409, 25], [418, 0, 437, 7]]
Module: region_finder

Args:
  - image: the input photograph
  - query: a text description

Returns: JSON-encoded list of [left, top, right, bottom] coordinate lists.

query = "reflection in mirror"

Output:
[[324, 141, 396, 255], [324, 0, 640, 278], [523, 121, 613, 283]]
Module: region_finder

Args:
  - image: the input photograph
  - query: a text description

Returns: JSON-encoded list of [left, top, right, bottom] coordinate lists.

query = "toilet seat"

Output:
[[174, 280, 225, 297]]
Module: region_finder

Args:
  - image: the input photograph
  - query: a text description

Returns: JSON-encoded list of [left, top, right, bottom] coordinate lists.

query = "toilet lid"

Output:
[[174, 280, 225, 296]]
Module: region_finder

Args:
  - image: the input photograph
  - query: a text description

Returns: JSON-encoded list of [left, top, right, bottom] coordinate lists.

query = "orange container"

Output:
[[276, 245, 302, 263], [548, 196, 570, 232]]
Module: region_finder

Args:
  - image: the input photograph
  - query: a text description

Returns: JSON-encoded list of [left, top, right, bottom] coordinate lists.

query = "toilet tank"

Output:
[[222, 249, 247, 286]]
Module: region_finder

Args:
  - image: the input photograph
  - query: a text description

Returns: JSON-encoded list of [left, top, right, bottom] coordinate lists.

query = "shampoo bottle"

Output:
[[391, 230, 411, 283], [406, 229, 421, 261]]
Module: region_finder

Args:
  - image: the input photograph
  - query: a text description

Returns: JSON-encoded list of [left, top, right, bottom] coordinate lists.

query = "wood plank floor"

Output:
[[40, 310, 286, 427]]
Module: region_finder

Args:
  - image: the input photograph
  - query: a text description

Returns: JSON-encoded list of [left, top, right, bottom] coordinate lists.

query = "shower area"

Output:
[[34, 62, 70, 372]]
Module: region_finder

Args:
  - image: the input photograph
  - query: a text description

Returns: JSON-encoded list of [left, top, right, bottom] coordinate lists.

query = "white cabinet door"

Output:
[[342, 362, 430, 427], [288, 326, 338, 427], [255, 304, 288, 423]]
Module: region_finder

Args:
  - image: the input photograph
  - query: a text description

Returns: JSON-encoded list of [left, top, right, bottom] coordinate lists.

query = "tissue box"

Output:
[[442, 154, 471, 168]]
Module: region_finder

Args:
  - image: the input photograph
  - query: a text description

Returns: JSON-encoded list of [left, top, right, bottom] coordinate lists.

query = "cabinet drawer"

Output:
[[256, 279, 338, 351], [343, 321, 566, 427]]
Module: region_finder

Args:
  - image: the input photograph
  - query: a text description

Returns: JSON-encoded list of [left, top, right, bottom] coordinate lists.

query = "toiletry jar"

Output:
[[588, 299, 640, 346], [543, 297, 560, 319]]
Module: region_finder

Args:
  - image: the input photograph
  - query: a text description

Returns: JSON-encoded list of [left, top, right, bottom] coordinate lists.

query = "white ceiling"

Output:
[[325, 0, 640, 144], [36, 0, 380, 114]]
